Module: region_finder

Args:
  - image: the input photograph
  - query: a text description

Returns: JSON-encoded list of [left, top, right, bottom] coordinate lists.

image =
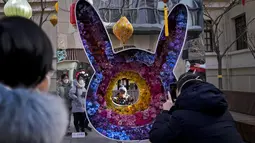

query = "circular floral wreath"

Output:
[[105, 71, 151, 115], [93, 70, 163, 128]]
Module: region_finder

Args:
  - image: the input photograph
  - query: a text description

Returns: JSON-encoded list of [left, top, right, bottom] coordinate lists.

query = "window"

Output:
[[234, 14, 247, 50], [157, 1, 179, 24], [98, 0, 159, 24], [137, 8, 157, 24], [99, 0, 123, 23], [99, 9, 109, 22], [123, 9, 137, 23], [204, 20, 213, 52]]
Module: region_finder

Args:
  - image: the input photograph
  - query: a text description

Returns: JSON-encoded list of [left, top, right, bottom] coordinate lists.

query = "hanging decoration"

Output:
[[70, 2, 76, 25], [55, 2, 58, 13], [4, 0, 33, 19], [50, 14, 58, 26], [57, 49, 67, 62], [163, 0, 169, 37], [242, 0, 246, 6], [113, 16, 134, 44]]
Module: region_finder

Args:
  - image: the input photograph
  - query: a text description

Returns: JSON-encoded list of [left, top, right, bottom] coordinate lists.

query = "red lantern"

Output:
[[70, 2, 76, 25], [242, 0, 245, 6], [163, 0, 169, 3]]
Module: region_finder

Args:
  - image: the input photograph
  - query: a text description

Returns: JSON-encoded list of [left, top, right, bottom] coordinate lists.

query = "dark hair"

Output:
[[77, 74, 85, 80], [61, 74, 68, 80], [0, 16, 53, 88], [76, 71, 86, 80], [176, 72, 203, 93]]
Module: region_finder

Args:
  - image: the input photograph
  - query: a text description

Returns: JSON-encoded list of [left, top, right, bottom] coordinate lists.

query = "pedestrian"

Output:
[[57, 74, 72, 133], [149, 73, 244, 143], [0, 16, 54, 92], [0, 83, 68, 143], [113, 86, 134, 105], [188, 62, 206, 81], [69, 71, 91, 135]]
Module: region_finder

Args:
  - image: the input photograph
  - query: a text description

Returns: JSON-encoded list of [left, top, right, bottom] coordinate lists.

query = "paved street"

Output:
[[61, 118, 116, 143], [61, 117, 150, 143], [62, 131, 150, 143], [62, 129, 150, 143], [62, 131, 116, 143]]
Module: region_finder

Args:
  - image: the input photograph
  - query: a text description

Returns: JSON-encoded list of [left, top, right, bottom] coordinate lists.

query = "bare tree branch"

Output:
[[2, 0, 55, 27], [248, 33, 255, 49], [41, 12, 52, 26], [203, 13, 212, 20], [39, 0, 46, 27], [221, 17, 255, 58], [203, 4, 214, 21], [214, 0, 239, 25], [216, 29, 224, 40], [203, 0, 255, 89]]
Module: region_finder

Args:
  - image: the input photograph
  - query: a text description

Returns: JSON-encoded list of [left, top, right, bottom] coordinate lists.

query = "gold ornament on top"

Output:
[[113, 16, 134, 44], [4, 0, 33, 19]]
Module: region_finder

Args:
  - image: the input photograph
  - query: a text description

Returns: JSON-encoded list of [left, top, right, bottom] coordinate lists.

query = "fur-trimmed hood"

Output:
[[0, 84, 68, 143]]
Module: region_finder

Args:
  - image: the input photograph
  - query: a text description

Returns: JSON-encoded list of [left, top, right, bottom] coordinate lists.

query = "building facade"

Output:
[[204, 0, 255, 92], [55, 0, 255, 92], [57, 0, 204, 87]]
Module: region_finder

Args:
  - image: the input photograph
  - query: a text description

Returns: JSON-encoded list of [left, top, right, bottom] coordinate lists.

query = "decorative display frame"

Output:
[[75, 0, 188, 141]]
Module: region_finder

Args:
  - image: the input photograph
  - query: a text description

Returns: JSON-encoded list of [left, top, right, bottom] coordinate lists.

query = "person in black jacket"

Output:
[[149, 73, 244, 143]]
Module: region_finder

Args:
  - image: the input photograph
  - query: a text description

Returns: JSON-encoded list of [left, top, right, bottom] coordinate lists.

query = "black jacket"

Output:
[[149, 82, 243, 143]]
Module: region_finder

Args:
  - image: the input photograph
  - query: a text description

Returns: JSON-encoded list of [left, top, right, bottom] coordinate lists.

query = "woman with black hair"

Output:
[[0, 16, 54, 92], [69, 71, 92, 135], [149, 73, 244, 143], [0, 16, 68, 142]]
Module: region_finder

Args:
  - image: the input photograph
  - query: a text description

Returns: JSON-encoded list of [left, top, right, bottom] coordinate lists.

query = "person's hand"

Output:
[[163, 92, 174, 111]]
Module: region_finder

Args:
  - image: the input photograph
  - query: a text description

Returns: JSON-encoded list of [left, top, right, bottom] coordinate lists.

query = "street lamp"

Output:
[[4, 0, 33, 19]]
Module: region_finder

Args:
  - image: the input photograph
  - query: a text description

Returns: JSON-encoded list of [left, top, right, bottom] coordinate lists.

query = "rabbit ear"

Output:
[[154, 4, 188, 69], [75, 0, 114, 72]]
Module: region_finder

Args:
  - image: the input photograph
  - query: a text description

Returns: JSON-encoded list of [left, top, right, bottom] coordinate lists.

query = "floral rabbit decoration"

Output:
[[75, 0, 188, 141]]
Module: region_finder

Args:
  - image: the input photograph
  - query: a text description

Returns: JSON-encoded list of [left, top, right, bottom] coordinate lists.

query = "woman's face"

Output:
[[62, 76, 69, 84], [78, 76, 85, 85]]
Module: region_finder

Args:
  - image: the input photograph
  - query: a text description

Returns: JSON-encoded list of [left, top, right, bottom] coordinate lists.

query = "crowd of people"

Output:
[[0, 16, 244, 143]]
